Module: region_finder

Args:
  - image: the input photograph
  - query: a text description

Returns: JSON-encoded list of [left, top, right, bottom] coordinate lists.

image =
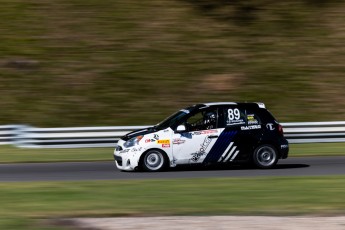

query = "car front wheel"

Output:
[[253, 145, 278, 169], [142, 150, 166, 172]]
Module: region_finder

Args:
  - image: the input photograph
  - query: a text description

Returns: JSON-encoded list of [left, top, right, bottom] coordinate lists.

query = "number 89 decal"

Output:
[[227, 108, 244, 125], [228, 108, 240, 120]]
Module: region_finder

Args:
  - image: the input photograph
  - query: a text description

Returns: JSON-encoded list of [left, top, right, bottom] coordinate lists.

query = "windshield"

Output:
[[155, 110, 189, 130]]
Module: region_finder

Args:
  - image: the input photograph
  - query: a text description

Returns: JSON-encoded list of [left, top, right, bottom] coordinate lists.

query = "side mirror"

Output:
[[176, 125, 186, 132]]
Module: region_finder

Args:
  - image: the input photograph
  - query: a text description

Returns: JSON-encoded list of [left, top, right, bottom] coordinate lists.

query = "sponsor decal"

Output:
[[162, 144, 170, 148], [281, 144, 289, 149], [145, 139, 156, 143], [173, 138, 186, 145], [153, 134, 159, 140], [157, 139, 170, 144], [247, 114, 258, 125], [266, 123, 275, 131], [131, 147, 143, 152], [192, 130, 218, 135], [241, 125, 261, 130], [190, 136, 212, 162], [119, 149, 129, 153]]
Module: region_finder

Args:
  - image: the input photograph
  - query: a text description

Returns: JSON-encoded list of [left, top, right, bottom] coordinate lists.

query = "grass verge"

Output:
[[1, 176, 345, 229], [0, 142, 344, 164]]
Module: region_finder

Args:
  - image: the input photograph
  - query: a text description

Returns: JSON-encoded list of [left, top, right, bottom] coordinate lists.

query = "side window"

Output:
[[185, 109, 218, 131], [186, 112, 204, 131], [246, 110, 262, 125], [224, 107, 246, 126]]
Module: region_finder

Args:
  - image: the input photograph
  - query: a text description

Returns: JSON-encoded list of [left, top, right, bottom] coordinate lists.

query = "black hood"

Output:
[[122, 126, 156, 141]]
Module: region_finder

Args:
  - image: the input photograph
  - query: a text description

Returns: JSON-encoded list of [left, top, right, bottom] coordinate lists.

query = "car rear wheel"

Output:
[[142, 150, 166, 172], [253, 145, 278, 169]]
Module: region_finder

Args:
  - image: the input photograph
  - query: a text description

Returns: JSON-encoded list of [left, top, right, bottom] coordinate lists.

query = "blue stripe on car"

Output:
[[203, 130, 237, 163]]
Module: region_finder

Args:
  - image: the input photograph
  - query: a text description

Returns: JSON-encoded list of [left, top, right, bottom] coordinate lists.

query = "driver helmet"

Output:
[[204, 111, 216, 125]]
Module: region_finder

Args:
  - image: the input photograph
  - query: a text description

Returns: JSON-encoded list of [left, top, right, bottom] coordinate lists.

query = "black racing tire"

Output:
[[141, 150, 167, 172], [253, 144, 278, 169]]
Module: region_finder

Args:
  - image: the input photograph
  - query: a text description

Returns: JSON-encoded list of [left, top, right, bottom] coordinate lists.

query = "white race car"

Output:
[[114, 102, 289, 171]]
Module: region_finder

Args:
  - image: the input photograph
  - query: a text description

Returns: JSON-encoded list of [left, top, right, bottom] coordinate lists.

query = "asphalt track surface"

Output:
[[0, 156, 345, 182]]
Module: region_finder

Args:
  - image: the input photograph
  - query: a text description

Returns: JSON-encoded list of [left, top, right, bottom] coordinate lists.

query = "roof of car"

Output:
[[200, 102, 266, 109], [203, 102, 237, 106]]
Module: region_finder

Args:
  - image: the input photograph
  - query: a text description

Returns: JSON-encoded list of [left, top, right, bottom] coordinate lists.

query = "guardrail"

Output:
[[1, 122, 345, 148], [0, 125, 22, 145], [13, 125, 148, 148], [282, 121, 345, 143]]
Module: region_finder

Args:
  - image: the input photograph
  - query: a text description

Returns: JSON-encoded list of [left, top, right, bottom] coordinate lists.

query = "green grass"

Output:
[[1, 176, 345, 229], [0, 142, 344, 163], [291, 143, 345, 157], [0, 0, 345, 127], [0, 145, 113, 163]]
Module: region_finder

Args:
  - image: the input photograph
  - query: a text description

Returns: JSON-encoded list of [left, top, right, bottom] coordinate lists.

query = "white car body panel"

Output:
[[114, 128, 224, 171], [172, 128, 223, 164]]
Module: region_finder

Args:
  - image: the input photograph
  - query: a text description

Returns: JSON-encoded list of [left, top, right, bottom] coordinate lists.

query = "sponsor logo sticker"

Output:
[[162, 144, 170, 148], [145, 139, 156, 143], [131, 147, 143, 152], [157, 139, 170, 144], [241, 125, 261, 130], [266, 123, 275, 131], [192, 130, 218, 135], [190, 136, 212, 162], [281, 144, 288, 149], [247, 114, 259, 125], [173, 138, 186, 145]]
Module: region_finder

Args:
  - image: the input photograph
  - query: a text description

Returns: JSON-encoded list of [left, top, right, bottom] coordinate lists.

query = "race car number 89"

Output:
[[228, 108, 240, 121]]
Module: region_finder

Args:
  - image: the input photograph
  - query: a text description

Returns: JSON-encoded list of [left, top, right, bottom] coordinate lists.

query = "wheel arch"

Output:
[[138, 148, 170, 170], [252, 140, 282, 159], [252, 143, 279, 169]]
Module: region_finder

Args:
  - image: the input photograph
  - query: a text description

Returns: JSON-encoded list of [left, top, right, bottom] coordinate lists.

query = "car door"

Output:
[[202, 106, 249, 164], [172, 107, 221, 165], [245, 108, 264, 145]]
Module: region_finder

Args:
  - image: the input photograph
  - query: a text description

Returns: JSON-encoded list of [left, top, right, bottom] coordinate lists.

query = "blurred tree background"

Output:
[[0, 0, 344, 127]]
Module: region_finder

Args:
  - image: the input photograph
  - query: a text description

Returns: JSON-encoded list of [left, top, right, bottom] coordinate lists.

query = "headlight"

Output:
[[123, 135, 143, 148]]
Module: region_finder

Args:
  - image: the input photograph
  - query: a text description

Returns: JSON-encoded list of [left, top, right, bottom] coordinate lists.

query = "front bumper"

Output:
[[113, 147, 144, 171]]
